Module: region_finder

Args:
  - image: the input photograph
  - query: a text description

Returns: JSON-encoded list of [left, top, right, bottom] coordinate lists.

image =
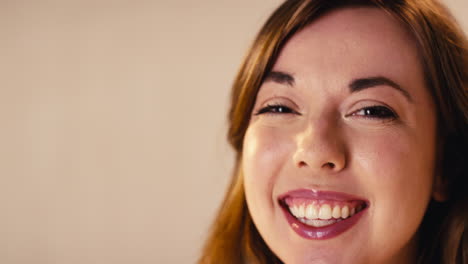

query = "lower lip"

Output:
[[280, 203, 367, 240]]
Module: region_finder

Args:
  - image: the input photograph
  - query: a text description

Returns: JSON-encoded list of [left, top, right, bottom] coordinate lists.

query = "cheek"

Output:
[[351, 127, 436, 249], [357, 133, 434, 203], [242, 125, 294, 219]]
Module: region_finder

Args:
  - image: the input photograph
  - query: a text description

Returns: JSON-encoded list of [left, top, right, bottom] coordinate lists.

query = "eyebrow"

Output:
[[264, 71, 295, 86], [264, 71, 413, 103], [349, 76, 413, 103]]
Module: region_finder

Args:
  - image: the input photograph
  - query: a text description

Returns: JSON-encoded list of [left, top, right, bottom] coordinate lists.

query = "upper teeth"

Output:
[[289, 204, 362, 220]]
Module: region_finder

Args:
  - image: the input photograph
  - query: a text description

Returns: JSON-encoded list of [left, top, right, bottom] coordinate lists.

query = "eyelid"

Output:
[[255, 96, 301, 112], [255, 104, 300, 115], [344, 104, 399, 124], [345, 99, 397, 115], [351, 105, 397, 116]]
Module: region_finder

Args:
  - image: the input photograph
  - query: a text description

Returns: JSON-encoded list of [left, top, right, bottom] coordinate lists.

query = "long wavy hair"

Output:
[[198, 0, 468, 263]]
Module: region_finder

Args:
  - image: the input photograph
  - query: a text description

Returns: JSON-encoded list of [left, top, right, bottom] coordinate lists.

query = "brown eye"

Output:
[[255, 104, 298, 115], [351, 106, 398, 120]]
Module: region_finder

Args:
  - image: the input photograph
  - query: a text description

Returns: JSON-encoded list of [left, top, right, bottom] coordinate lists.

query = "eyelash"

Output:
[[349, 105, 398, 120], [255, 104, 398, 120], [254, 104, 299, 115]]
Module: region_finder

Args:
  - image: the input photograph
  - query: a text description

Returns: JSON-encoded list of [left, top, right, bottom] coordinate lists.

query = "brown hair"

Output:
[[198, 0, 468, 263]]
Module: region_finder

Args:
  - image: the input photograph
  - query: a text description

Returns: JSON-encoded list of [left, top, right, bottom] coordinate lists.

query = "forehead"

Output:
[[273, 7, 423, 85]]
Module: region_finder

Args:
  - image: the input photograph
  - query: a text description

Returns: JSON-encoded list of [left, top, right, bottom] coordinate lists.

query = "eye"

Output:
[[349, 105, 398, 120], [255, 104, 299, 115]]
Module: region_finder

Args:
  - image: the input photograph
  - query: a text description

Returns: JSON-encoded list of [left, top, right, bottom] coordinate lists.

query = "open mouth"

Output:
[[278, 189, 369, 240]]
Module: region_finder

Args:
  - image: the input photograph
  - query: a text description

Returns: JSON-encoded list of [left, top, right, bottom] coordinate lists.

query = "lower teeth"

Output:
[[299, 218, 343, 227]]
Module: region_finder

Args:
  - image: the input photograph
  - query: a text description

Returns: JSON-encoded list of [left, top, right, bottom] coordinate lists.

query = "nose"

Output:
[[292, 118, 347, 173]]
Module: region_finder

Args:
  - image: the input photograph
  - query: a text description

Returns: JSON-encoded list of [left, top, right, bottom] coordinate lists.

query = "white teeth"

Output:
[[341, 206, 349, 219], [305, 204, 318, 219], [297, 204, 305, 218], [305, 219, 338, 227], [289, 202, 365, 221], [318, 204, 332, 220], [332, 205, 341, 219], [291, 206, 298, 216]]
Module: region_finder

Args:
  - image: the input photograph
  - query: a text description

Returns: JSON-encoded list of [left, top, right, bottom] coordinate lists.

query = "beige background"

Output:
[[1, 1, 466, 263]]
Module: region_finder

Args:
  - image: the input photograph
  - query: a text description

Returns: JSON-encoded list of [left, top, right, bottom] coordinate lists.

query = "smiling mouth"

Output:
[[281, 197, 367, 227], [278, 189, 369, 239]]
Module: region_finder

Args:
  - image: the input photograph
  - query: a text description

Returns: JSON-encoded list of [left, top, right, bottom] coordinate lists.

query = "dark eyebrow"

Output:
[[264, 72, 413, 103], [349, 76, 413, 103], [264, 71, 295, 87]]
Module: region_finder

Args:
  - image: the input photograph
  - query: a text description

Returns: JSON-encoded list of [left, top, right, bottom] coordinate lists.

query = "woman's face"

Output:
[[242, 7, 439, 264]]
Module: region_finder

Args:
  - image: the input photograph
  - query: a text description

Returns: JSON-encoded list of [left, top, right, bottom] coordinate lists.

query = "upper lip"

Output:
[[278, 188, 369, 204]]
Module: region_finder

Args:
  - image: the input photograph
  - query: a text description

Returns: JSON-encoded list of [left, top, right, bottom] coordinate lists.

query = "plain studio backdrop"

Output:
[[0, 1, 466, 263]]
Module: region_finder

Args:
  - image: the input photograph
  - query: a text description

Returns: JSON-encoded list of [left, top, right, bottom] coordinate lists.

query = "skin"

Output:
[[242, 7, 441, 264]]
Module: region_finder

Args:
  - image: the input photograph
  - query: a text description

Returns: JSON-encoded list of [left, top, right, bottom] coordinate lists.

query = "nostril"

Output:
[[298, 161, 308, 167], [323, 162, 335, 169]]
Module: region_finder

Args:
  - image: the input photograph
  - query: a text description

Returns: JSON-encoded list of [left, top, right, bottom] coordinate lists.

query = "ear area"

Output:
[[432, 174, 448, 202]]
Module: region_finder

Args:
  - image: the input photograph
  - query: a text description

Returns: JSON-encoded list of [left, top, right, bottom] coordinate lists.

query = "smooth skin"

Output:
[[242, 7, 441, 264]]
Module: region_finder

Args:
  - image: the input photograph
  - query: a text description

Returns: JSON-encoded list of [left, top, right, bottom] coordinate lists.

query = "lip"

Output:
[[278, 189, 369, 240]]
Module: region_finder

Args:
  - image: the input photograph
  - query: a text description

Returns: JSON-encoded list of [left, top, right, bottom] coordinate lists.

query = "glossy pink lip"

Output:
[[278, 189, 369, 240]]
